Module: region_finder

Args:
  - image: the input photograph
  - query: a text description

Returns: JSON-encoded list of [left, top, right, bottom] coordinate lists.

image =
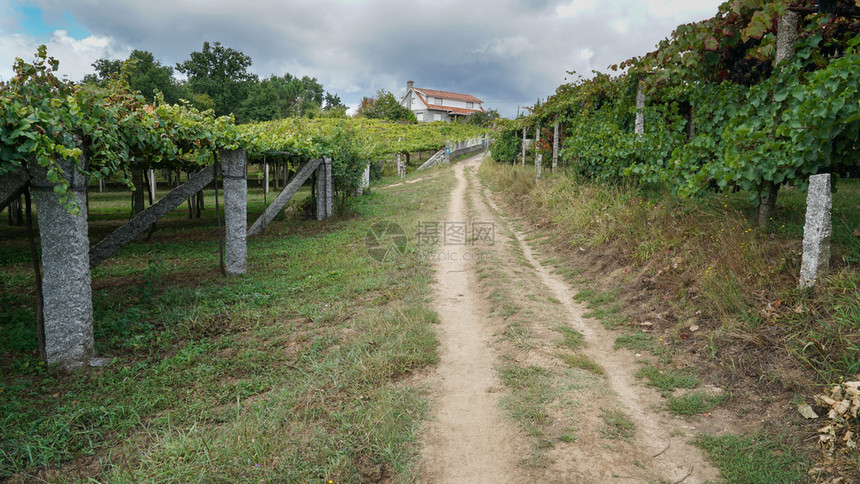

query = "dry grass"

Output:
[[479, 160, 860, 479]]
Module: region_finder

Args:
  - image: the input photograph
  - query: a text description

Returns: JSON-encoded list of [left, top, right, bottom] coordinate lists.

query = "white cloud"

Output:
[[1, 0, 726, 117], [611, 18, 631, 34], [0, 29, 127, 82], [555, 0, 598, 17], [474, 35, 531, 57]]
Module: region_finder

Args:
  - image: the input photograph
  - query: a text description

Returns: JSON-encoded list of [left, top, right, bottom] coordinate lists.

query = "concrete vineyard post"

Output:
[[221, 149, 248, 275], [30, 157, 94, 371]]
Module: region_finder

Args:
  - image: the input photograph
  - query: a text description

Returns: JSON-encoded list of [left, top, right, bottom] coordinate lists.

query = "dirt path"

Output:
[[420, 154, 720, 483], [419, 156, 530, 483]]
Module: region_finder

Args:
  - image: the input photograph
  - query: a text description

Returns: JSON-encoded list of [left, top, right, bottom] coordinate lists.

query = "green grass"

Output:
[[557, 353, 604, 375], [598, 409, 635, 440], [693, 432, 809, 483], [504, 321, 533, 350], [0, 171, 455, 481], [497, 365, 554, 438], [497, 363, 558, 468], [634, 365, 699, 396], [553, 325, 585, 350], [573, 287, 626, 328], [666, 391, 728, 416], [613, 332, 654, 352]]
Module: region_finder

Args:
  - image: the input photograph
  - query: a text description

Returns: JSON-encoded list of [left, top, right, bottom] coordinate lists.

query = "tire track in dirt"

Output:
[[472, 159, 721, 483], [419, 155, 530, 483]]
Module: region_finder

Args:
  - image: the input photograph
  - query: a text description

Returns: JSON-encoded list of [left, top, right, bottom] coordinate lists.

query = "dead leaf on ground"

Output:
[[798, 402, 820, 419]]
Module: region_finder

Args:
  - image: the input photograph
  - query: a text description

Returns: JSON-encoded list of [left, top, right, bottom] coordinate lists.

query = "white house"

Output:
[[400, 80, 485, 122]]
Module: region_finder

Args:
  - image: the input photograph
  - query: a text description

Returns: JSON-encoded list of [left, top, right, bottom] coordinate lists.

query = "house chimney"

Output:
[[407, 80, 414, 90]]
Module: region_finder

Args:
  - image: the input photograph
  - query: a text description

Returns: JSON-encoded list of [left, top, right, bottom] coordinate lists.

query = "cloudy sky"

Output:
[[0, 0, 725, 117]]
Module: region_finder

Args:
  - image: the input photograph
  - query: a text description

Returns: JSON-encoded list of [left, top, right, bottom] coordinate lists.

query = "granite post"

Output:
[[315, 157, 333, 220], [325, 157, 333, 218], [521, 127, 528, 166], [635, 81, 645, 138], [535, 124, 543, 181], [799, 174, 832, 288], [552, 119, 559, 172], [220, 149, 247, 275], [30, 157, 93, 370]]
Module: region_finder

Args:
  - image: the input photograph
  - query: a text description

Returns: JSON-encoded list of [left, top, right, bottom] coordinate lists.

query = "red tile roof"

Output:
[[413, 91, 484, 115], [414, 87, 483, 104]]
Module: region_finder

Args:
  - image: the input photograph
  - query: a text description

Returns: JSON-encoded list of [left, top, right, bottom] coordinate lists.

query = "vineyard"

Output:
[[0, 46, 490, 372], [1, 47, 489, 214], [495, 0, 859, 229]]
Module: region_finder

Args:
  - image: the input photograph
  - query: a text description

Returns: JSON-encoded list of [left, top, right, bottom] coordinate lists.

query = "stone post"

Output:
[[535, 124, 543, 181], [445, 141, 452, 164], [220, 149, 247, 275], [264, 163, 270, 195], [776, 11, 799, 66], [758, 10, 799, 230], [521, 127, 528, 167], [552, 118, 559, 172], [30, 157, 93, 370], [148, 169, 157, 203], [799, 174, 832, 288], [315, 157, 333, 220], [359, 163, 370, 195], [325, 157, 333, 218], [635, 81, 645, 138]]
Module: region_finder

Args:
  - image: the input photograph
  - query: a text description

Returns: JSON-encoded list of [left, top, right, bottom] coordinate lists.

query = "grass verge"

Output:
[[693, 432, 809, 483], [0, 171, 455, 481]]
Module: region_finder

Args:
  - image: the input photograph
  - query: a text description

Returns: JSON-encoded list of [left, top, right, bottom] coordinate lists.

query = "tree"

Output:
[[324, 92, 347, 112], [462, 108, 500, 127], [355, 89, 416, 122], [85, 50, 183, 105], [176, 41, 256, 117]]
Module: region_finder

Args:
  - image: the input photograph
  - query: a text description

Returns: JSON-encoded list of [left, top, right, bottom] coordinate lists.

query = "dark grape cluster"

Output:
[[815, 0, 860, 16], [728, 57, 774, 86]]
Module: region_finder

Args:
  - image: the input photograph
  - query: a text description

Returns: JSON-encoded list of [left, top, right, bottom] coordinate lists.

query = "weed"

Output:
[[635, 365, 698, 396], [557, 353, 604, 375], [497, 365, 554, 437], [693, 432, 809, 483], [504, 321, 533, 350], [614, 333, 653, 352], [667, 391, 729, 416], [598, 409, 635, 440], [553, 325, 585, 350]]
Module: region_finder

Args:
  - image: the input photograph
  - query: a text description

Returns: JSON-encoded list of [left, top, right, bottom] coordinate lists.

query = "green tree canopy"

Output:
[[355, 89, 416, 122], [84, 50, 183, 104], [176, 41, 257, 118]]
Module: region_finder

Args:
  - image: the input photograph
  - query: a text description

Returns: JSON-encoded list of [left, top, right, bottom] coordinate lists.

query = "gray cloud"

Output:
[[17, 0, 723, 117]]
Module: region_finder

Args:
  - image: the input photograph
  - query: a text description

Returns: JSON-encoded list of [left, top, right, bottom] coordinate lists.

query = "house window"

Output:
[[467, 102, 473, 109]]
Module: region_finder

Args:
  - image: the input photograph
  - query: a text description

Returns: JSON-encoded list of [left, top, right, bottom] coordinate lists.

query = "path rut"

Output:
[[419, 154, 720, 483]]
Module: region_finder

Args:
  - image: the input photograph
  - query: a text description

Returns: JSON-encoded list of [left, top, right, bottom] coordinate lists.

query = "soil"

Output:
[[418, 156, 531, 483], [418, 154, 727, 483]]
